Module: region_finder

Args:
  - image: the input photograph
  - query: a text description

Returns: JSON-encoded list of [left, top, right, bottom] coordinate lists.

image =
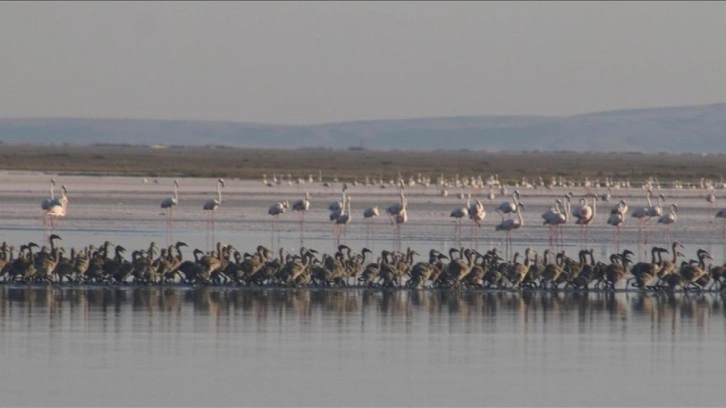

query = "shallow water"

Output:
[[2, 172, 726, 406], [0, 287, 724, 406]]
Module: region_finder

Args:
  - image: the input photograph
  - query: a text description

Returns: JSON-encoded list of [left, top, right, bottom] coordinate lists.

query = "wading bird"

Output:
[[160, 179, 179, 245], [203, 178, 224, 251]]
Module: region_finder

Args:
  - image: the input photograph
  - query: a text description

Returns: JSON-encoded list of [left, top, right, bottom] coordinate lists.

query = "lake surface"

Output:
[[2, 172, 726, 406], [0, 286, 724, 406]]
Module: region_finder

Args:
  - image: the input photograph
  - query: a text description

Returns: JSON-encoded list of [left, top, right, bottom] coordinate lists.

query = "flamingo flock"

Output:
[[27, 174, 726, 265]]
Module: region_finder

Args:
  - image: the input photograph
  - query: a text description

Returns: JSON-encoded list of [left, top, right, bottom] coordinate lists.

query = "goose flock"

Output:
[[1, 235, 724, 293]]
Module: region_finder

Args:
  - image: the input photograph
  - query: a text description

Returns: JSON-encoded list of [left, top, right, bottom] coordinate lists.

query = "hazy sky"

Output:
[[1, 1, 725, 124]]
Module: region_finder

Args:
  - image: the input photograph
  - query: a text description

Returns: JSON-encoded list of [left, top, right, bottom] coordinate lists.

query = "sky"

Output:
[[1, 1, 725, 125]]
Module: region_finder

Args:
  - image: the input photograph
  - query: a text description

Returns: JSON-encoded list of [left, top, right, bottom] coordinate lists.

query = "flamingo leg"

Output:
[[211, 211, 216, 251], [299, 212, 305, 248]]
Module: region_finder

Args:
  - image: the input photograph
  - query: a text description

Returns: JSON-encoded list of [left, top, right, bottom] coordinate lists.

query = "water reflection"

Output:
[[1, 286, 723, 333]]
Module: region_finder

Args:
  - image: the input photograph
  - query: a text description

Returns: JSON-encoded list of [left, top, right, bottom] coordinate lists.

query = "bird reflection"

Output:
[[0, 287, 724, 334]]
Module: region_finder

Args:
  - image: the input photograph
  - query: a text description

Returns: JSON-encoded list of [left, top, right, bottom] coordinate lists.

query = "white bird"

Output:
[[362, 205, 380, 246], [160, 179, 179, 245], [450, 194, 470, 247], [328, 184, 348, 213], [268, 200, 288, 216], [658, 203, 678, 242], [707, 192, 717, 205], [495, 192, 523, 259], [487, 186, 495, 201], [44, 184, 68, 232], [203, 178, 224, 211], [268, 199, 288, 249], [607, 209, 625, 252], [645, 193, 666, 218], [363, 206, 380, 219], [465, 196, 486, 249], [387, 183, 408, 251], [630, 190, 663, 251], [293, 191, 312, 246], [41, 178, 56, 211], [706, 190, 717, 219], [160, 179, 179, 210], [574, 196, 596, 226], [542, 198, 567, 249], [334, 195, 352, 247], [469, 197, 486, 227], [610, 199, 628, 216], [292, 192, 311, 213], [600, 188, 612, 203], [386, 183, 407, 221], [542, 200, 561, 229], [335, 195, 352, 226], [495, 190, 523, 220], [203, 178, 224, 250], [657, 203, 678, 225]]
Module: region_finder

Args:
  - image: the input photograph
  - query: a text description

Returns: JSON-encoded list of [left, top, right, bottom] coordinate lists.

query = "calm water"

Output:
[[2, 174, 726, 406], [0, 286, 724, 407]]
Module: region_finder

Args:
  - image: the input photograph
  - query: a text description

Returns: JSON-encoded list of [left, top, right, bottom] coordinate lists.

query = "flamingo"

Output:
[[631, 190, 663, 256], [450, 194, 470, 247], [363, 205, 380, 247], [203, 178, 224, 251], [328, 184, 348, 214], [292, 191, 311, 247], [495, 190, 523, 220], [40, 178, 56, 211], [657, 203, 678, 243], [468, 196, 486, 249], [160, 179, 179, 245], [386, 182, 407, 251], [44, 184, 68, 239], [573, 195, 597, 246], [607, 200, 627, 252], [268, 200, 288, 250], [41, 178, 57, 237], [542, 199, 566, 249], [334, 195, 352, 247], [706, 190, 716, 221], [495, 192, 523, 259]]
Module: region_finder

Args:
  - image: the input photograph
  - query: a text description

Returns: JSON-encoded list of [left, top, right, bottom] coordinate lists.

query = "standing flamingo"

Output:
[[494, 190, 523, 220], [607, 200, 627, 252], [160, 179, 179, 245], [573, 195, 597, 246], [334, 195, 352, 247], [44, 184, 68, 239], [631, 190, 663, 257], [386, 182, 407, 251], [292, 191, 311, 247], [41, 178, 57, 238], [203, 178, 224, 251], [468, 196, 486, 249], [268, 200, 288, 250], [363, 205, 380, 247], [542, 199, 566, 250], [657, 203, 678, 243], [495, 193, 523, 261], [40, 178, 56, 211], [450, 194, 470, 248], [706, 190, 716, 222]]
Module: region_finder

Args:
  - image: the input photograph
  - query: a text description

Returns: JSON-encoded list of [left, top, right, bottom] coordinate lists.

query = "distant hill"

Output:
[[1, 103, 725, 153]]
